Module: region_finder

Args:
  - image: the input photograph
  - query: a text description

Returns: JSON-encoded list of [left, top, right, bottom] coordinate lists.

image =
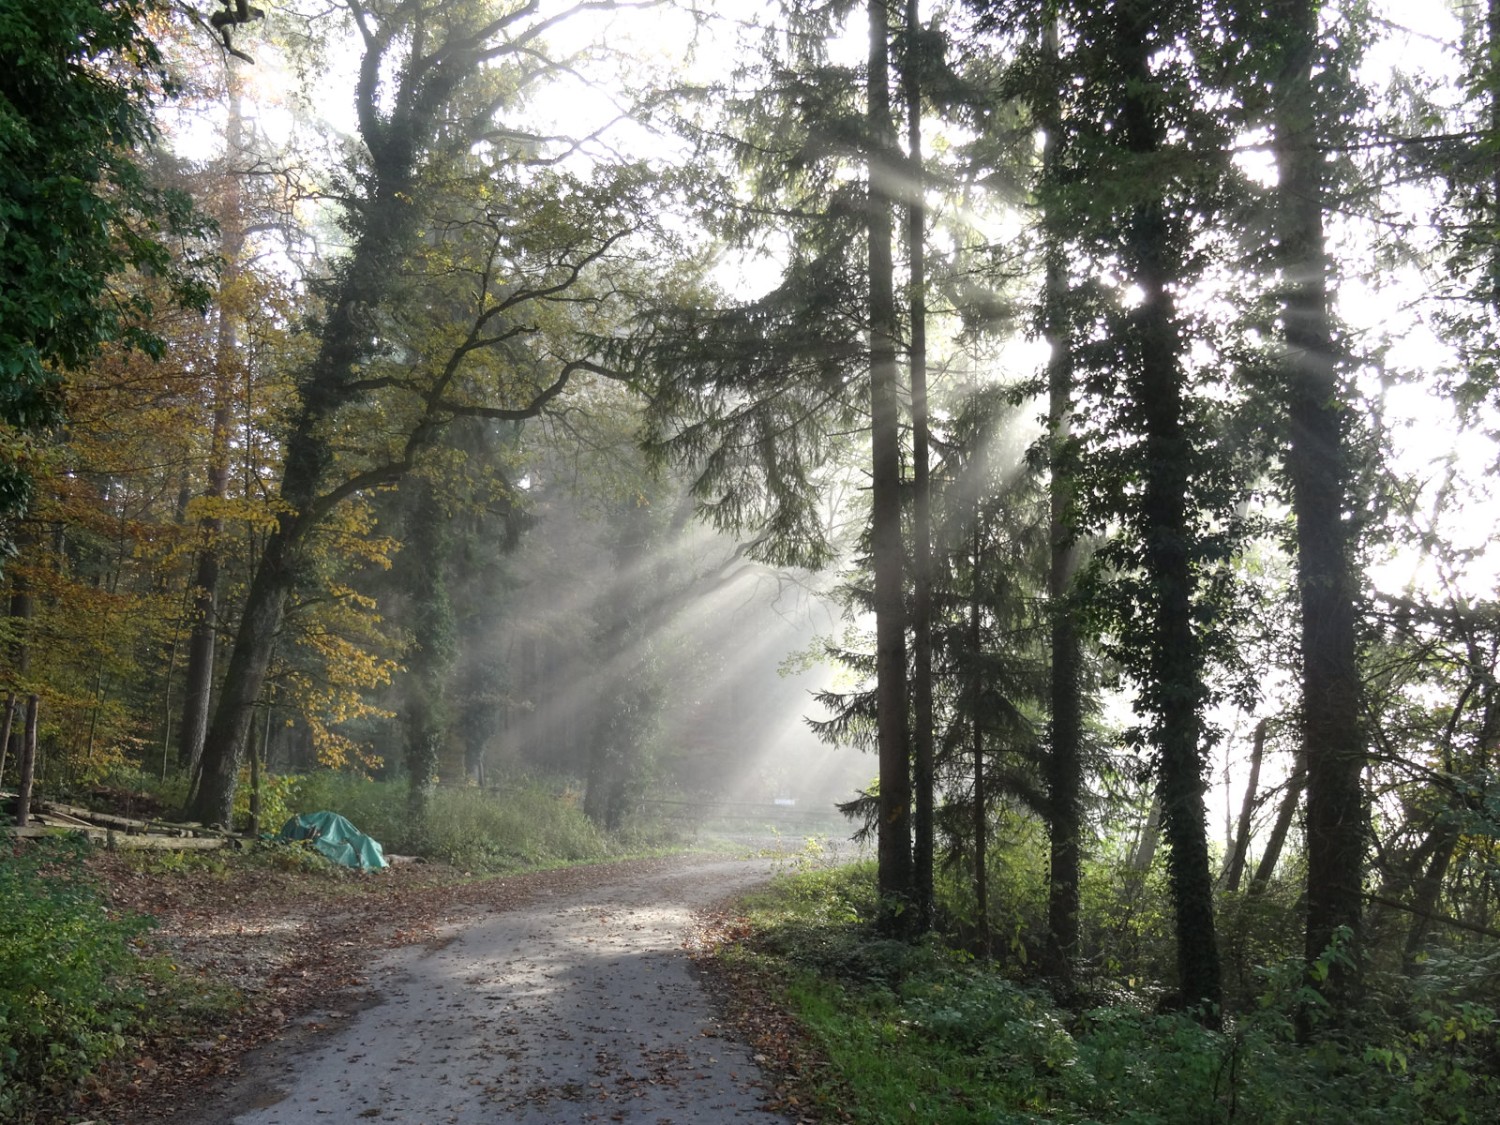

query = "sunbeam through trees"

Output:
[[5, 0, 1500, 1120]]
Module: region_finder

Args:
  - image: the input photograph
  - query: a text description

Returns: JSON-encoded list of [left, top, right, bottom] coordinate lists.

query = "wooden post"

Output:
[[14, 694, 38, 828]]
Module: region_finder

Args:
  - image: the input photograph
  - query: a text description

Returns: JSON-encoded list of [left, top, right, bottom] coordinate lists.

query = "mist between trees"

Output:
[[3, 0, 1500, 1074]]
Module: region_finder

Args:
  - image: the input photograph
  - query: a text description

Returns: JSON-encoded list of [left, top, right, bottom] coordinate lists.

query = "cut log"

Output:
[[109, 833, 228, 850], [4, 824, 109, 841], [37, 800, 227, 837], [39, 800, 152, 832], [33, 810, 100, 828]]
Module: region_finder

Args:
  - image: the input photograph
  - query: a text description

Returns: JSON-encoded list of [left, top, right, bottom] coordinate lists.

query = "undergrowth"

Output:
[[290, 773, 613, 870], [0, 766, 689, 1121], [721, 863, 1500, 1125], [0, 835, 225, 1123], [92, 766, 625, 871]]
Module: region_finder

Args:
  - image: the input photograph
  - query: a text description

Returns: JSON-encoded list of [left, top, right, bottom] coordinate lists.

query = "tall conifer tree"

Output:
[[869, 0, 915, 914]]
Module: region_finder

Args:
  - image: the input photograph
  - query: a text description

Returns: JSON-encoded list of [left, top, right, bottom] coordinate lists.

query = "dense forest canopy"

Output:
[[5, 0, 1500, 1079]]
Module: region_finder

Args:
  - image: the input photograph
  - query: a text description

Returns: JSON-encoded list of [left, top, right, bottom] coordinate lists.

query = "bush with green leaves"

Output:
[[0, 835, 150, 1117], [725, 864, 1500, 1125]]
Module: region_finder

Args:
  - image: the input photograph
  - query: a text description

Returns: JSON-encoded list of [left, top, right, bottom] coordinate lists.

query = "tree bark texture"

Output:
[[869, 0, 913, 916], [1272, 0, 1367, 1010], [179, 75, 244, 778], [402, 478, 456, 818], [1116, 3, 1221, 1014], [905, 0, 935, 933], [14, 694, 38, 828], [190, 28, 467, 825], [1041, 15, 1082, 981]]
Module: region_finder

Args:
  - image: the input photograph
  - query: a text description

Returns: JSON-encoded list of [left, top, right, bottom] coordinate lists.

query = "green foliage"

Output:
[[0, 0, 210, 533], [0, 836, 150, 1117], [288, 773, 610, 871], [724, 864, 1500, 1124], [237, 769, 300, 835]]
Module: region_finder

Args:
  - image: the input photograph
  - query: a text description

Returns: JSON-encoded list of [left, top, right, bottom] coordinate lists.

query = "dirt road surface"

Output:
[[166, 856, 792, 1125]]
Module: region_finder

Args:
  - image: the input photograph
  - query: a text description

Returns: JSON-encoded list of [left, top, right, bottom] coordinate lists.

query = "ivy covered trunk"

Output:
[[1272, 0, 1366, 1013], [1116, 2, 1222, 1015], [189, 41, 453, 825], [401, 479, 456, 820]]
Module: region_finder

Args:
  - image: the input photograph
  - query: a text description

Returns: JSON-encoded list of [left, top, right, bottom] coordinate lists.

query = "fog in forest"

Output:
[[373, 433, 880, 822]]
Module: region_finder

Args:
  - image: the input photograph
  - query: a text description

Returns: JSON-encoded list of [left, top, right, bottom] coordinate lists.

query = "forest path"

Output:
[[169, 855, 792, 1125]]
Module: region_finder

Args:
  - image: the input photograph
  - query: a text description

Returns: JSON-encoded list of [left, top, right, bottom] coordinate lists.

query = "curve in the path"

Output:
[[213, 857, 791, 1125]]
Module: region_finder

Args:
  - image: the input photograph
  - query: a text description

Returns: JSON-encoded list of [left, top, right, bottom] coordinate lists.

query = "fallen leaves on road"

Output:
[[686, 904, 854, 1124], [77, 853, 695, 1124]]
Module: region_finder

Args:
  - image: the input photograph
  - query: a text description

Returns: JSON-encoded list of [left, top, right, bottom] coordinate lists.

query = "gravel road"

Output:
[[173, 856, 793, 1125]]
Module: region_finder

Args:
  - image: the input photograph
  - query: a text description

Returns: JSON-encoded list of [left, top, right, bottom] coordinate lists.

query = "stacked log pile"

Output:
[[1, 793, 234, 850]]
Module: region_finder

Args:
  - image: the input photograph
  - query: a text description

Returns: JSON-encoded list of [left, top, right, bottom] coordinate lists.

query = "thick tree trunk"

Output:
[[869, 0, 912, 917], [14, 694, 38, 828], [904, 0, 935, 933], [189, 49, 451, 825], [188, 530, 295, 824], [179, 78, 244, 778], [1117, 5, 1221, 1015], [1273, 0, 1366, 1013], [401, 479, 455, 820]]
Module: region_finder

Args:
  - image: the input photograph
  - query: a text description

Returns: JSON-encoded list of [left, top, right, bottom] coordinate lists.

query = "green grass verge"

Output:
[[289, 774, 615, 871], [719, 863, 1500, 1125]]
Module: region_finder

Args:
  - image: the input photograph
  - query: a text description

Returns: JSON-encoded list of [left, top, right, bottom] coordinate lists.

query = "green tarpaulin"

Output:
[[277, 811, 387, 871]]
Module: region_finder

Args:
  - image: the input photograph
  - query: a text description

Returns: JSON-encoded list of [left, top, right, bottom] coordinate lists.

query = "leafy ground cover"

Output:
[[0, 771, 686, 1123], [2, 841, 722, 1124], [0, 838, 480, 1123], [691, 862, 1500, 1125], [17, 809, 1496, 1125]]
